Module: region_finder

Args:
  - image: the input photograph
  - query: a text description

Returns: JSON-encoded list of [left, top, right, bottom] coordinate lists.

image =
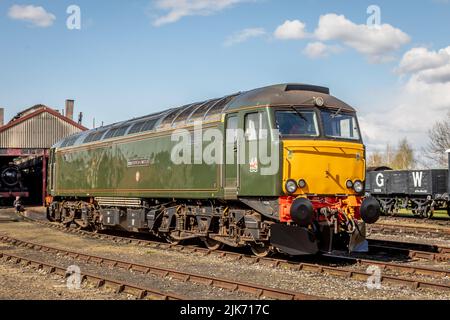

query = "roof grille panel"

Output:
[[128, 121, 146, 135], [61, 135, 79, 147], [160, 108, 183, 126], [83, 130, 107, 144], [189, 99, 221, 122], [140, 119, 158, 132], [204, 94, 239, 119]]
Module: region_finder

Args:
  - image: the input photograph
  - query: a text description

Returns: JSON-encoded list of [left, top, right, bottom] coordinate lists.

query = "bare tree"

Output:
[[367, 150, 384, 168], [385, 143, 395, 166], [424, 111, 450, 168], [391, 138, 416, 169]]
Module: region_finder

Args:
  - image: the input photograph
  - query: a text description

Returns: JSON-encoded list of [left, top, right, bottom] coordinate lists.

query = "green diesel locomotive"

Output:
[[46, 84, 381, 256]]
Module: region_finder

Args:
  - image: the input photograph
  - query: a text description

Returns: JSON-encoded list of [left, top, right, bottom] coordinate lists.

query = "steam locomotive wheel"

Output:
[[250, 243, 274, 258], [202, 238, 224, 251], [1, 166, 20, 188]]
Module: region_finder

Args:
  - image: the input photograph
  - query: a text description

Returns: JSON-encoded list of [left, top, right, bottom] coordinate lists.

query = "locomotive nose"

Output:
[[360, 196, 381, 224]]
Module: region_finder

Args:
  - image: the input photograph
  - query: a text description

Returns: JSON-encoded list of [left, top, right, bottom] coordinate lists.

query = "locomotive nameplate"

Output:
[[127, 159, 151, 168]]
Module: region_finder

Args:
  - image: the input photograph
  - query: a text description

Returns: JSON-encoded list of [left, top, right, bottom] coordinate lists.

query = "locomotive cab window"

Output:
[[226, 116, 239, 144], [275, 110, 319, 137], [245, 112, 268, 141], [321, 110, 360, 140]]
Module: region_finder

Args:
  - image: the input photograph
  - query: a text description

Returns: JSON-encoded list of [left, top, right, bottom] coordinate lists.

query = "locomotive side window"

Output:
[[275, 110, 319, 137], [245, 113, 267, 141], [321, 110, 360, 140], [227, 116, 239, 144]]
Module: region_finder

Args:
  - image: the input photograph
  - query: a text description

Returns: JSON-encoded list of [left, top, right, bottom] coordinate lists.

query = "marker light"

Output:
[[298, 179, 307, 189], [346, 180, 354, 189]]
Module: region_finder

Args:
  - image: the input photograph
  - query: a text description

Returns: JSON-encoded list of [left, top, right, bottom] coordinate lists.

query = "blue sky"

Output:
[[1, 0, 450, 152]]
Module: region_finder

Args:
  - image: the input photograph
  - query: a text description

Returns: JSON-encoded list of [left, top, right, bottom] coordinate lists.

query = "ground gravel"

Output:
[[1, 219, 449, 300]]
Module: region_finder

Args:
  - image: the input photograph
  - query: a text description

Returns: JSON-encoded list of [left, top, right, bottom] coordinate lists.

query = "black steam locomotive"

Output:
[[0, 164, 28, 203], [365, 151, 450, 218]]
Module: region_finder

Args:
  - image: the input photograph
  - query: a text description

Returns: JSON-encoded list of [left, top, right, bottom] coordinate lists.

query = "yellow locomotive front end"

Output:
[[274, 104, 381, 254]]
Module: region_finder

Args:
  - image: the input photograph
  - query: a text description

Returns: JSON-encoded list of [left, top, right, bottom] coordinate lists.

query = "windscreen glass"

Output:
[[275, 110, 319, 137]]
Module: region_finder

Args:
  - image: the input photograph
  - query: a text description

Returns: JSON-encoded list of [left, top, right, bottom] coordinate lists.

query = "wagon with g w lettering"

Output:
[[366, 168, 449, 218]]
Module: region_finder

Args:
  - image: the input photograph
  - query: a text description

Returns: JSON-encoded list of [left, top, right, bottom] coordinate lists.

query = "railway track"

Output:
[[379, 216, 450, 228], [368, 239, 450, 262], [24, 213, 450, 262], [0, 235, 320, 300], [0, 250, 187, 300], [7, 214, 450, 293], [368, 222, 450, 239]]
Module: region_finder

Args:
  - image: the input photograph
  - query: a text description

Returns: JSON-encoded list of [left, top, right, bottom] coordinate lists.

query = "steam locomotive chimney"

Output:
[[65, 99, 74, 120], [0, 108, 4, 127]]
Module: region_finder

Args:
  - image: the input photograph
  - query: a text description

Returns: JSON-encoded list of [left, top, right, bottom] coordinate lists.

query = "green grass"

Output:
[[387, 209, 449, 219]]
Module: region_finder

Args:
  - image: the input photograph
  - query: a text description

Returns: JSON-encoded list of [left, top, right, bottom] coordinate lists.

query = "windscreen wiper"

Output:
[[331, 107, 342, 118], [290, 105, 308, 122]]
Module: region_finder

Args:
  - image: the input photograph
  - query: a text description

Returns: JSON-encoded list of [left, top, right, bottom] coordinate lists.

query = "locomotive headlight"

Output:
[[285, 180, 298, 194], [298, 179, 307, 189], [353, 180, 364, 193], [346, 180, 354, 189]]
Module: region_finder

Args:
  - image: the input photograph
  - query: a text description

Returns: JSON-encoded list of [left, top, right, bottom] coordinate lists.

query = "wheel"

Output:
[[202, 238, 224, 251], [250, 243, 274, 258], [424, 206, 433, 219], [387, 204, 396, 216], [411, 207, 421, 217]]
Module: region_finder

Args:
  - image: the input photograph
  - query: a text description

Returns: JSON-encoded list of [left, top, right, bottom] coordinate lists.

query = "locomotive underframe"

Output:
[[47, 196, 360, 256]]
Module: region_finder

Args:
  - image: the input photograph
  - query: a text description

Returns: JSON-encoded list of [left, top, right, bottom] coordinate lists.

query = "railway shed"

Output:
[[0, 101, 87, 205]]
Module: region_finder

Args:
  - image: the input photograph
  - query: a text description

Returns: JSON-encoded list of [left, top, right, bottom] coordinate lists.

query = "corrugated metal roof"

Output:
[[0, 106, 87, 149]]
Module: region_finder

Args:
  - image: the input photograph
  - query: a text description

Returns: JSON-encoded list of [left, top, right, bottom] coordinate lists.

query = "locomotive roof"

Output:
[[54, 83, 355, 149]]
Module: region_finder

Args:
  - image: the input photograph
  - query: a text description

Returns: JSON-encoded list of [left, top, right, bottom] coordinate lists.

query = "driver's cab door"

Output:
[[224, 114, 239, 199]]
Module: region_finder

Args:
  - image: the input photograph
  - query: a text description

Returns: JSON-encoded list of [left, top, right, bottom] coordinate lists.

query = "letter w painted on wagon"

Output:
[[412, 172, 423, 188]]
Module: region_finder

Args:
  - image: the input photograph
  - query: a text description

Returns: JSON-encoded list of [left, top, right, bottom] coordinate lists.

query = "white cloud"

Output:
[[361, 78, 450, 151], [397, 47, 450, 74], [224, 28, 266, 47], [8, 5, 56, 28], [152, 0, 250, 26], [302, 42, 342, 59], [314, 13, 410, 63], [274, 20, 307, 40], [417, 64, 450, 84], [360, 45, 450, 153], [396, 46, 450, 84]]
